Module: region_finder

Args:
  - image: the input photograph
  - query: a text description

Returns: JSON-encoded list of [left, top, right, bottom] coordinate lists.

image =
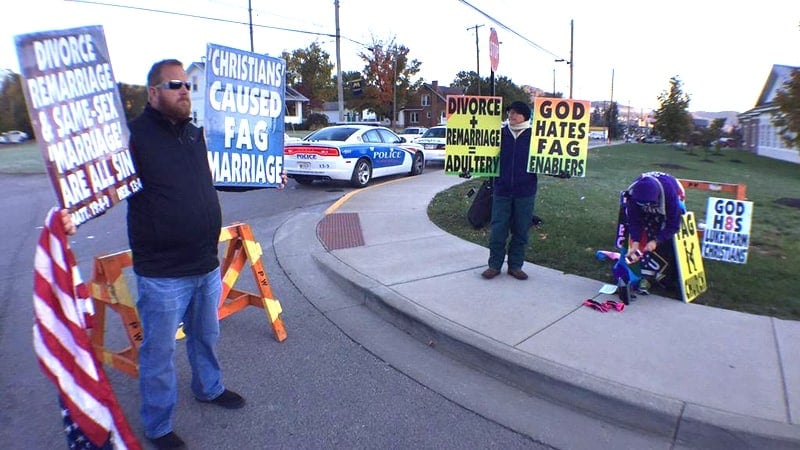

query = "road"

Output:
[[0, 170, 550, 449]]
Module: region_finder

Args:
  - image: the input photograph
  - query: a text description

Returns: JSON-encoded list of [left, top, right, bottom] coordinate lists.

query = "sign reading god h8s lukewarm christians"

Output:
[[15, 25, 139, 227], [529, 98, 589, 177], [204, 43, 285, 187], [444, 95, 502, 177]]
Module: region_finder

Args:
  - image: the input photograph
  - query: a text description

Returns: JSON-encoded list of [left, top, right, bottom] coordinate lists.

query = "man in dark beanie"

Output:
[[481, 100, 538, 280]]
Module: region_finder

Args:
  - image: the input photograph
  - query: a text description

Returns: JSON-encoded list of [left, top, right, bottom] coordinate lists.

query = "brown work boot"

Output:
[[481, 268, 501, 279], [508, 268, 528, 280]]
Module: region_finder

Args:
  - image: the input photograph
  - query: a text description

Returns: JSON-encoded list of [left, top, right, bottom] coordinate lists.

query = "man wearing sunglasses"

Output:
[[126, 59, 240, 450], [621, 171, 686, 292]]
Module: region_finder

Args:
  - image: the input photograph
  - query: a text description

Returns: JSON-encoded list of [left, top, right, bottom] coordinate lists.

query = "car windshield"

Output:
[[305, 127, 358, 142], [422, 127, 445, 138]]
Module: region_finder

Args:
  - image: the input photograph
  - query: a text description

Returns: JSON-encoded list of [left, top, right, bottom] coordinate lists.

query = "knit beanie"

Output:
[[505, 101, 532, 121]]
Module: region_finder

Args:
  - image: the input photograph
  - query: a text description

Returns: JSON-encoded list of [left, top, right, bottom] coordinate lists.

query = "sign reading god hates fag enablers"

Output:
[[204, 43, 286, 187], [529, 98, 590, 177], [444, 95, 502, 177], [15, 25, 139, 226]]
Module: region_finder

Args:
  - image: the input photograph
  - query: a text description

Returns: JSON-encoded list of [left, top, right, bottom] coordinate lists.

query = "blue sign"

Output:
[[204, 43, 286, 187]]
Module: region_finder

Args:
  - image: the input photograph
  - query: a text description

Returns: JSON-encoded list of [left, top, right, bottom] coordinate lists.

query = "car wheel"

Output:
[[410, 151, 424, 176], [294, 175, 314, 185], [350, 158, 372, 188]]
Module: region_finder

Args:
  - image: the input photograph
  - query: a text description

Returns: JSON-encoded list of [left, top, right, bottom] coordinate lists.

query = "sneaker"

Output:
[[507, 268, 528, 280], [148, 431, 186, 450], [197, 389, 245, 409], [481, 268, 501, 279]]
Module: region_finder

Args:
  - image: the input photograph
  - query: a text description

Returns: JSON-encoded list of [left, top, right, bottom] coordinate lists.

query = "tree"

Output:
[[653, 76, 692, 142], [450, 71, 530, 106], [352, 38, 422, 127], [771, 68, 800, 149], [0, 72, 32, 134], [117, 82, 147, 122], [282, 42, 336, 113]]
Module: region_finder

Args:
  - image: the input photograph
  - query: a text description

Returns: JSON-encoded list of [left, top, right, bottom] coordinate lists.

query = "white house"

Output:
[[185, 61, 309, 128], [738, 64, 800, 164]]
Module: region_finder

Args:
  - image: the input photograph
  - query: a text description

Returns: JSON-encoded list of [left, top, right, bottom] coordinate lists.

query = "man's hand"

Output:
[[60, 209, 77, 235], [277, 171, 288, 190], [643, 240, 658, 253]]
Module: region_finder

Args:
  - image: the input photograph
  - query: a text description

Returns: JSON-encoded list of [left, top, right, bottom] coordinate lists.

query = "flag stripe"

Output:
[[32, 208, 140, 450]]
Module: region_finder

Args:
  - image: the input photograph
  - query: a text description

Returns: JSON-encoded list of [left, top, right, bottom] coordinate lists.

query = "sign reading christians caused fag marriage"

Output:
[[529, 98, 590, 177], [204, 43, 286, 187], [15, 26, 139, 226], [444, 95, 502, 177]]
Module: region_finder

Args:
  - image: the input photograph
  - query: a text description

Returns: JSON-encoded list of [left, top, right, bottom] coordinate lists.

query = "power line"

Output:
[[66, 0, 367, 47], [458, 0, 564, 60]]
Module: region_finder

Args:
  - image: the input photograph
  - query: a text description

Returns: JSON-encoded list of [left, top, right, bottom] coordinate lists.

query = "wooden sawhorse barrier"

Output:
[[677, 178, 747, 241], [88, 222, 287, 377]]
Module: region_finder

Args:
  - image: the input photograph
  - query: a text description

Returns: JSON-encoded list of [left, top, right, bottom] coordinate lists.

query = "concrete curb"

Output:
[[313, 250, 800, 448]]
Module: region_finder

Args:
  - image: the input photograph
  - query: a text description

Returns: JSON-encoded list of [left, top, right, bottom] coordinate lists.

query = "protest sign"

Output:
[[15, 25, 139, 226], [204, 43, 286, 187], [675, 212, 707, 303], [701, 197, 753, 264], [529, 98, 589, 177], [443, 95, 502, 178]]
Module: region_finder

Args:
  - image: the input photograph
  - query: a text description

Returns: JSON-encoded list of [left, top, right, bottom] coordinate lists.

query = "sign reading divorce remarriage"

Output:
[[444, 95, 502, 177], [15, 25, 139, 226], [529, 98, 589, 177], [702, 197, 753, 264], [204, 43, 285, 187]]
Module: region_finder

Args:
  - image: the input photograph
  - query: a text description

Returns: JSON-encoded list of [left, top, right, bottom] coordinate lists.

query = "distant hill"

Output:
[[692, 111, 740, 128]]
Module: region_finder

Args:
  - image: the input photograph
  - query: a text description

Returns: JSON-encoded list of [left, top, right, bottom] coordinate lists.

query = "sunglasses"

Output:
[[157, 80, 192, 90]]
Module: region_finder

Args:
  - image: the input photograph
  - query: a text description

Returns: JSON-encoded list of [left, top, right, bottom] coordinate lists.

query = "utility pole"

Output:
[[248, 0, 254, 52], [467, 24, 484, 94], [569, 19, 574, 99], [608, 68, 614, 143], [334, 0, 344, 122]]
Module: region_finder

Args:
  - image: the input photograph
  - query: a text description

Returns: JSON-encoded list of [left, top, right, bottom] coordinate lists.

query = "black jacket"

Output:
[[127, 104, 221, 277]]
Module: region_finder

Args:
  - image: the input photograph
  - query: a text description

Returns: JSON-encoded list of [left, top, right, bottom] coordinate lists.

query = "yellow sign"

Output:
[[674, 212, 707, 303], [443, 95, 503, 177], [529, 98, 590, 177]]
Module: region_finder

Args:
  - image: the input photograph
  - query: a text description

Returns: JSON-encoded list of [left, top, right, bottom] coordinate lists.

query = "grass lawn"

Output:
[[428, 143, 800, 321], [0, 141, 45, 174]]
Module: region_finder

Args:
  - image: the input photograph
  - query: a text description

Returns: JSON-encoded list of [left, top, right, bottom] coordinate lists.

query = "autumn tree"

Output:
[[282, 42, 336, 113], [653, 76, 692, 143], [352, 38, 422, 128], [117, 82, 147, 122], [771, 68, 800, 149]]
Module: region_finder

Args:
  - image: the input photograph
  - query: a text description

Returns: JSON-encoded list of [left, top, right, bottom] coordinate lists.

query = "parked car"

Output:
[[284, 133, 302, 144], [284, 124, 425, 188], [1, 130, 29, 143], [397, 126, 428, 143], [642, 135, 666, 144], [414, 126, 447, 164]]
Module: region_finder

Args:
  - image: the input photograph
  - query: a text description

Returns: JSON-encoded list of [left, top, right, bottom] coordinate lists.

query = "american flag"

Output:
[[32, 207, 140, 450]]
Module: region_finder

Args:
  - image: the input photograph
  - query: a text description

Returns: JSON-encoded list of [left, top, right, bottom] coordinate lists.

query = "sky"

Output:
[[2, 0, 799, 113]]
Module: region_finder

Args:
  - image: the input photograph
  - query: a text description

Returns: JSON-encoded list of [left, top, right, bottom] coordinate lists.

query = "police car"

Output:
[[284, 125, 425, 188]]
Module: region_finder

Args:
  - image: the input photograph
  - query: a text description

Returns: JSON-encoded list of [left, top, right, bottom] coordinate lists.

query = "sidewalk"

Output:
[[285, 169, 800, 448]]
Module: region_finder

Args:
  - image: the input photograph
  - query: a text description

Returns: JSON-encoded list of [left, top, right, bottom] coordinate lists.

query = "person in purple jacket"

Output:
[[481, 101, 538, 281], [623, 171, 686, 289]]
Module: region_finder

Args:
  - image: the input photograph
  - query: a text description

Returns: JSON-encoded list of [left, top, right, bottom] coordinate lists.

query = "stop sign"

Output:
[[489, 28, 500, 72]]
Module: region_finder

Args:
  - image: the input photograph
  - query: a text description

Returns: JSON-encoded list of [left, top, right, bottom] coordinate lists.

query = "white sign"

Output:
[[701, 197, 754, 264]]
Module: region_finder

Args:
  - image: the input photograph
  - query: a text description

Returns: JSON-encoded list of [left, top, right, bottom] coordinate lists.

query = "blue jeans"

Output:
[[488, 194, 536, 270], [136, 267, 224, 438]]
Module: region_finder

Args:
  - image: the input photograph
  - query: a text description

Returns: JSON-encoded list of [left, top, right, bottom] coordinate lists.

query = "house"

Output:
[[738, 64, 800, 164], [185, 61, 309, 127], [399, 81, 465, 128]]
